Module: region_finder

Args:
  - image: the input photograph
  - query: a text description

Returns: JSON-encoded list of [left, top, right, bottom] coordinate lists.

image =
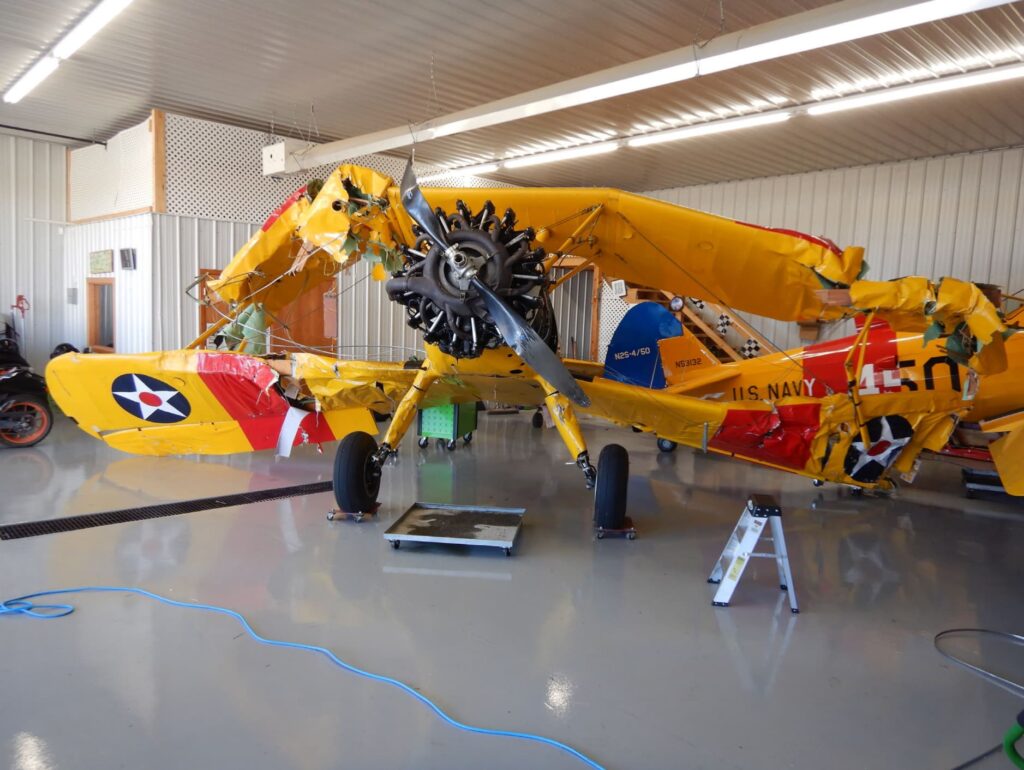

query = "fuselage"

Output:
[[422, 320, 1023, 431], [672, 325, 1023, 424]]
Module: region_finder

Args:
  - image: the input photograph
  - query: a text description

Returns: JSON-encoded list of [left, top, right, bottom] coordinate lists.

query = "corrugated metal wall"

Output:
[[646, 146, 1024, 350], [152, 214, 258, 349], [336, 261, 422, 362], [549, 267, 594, 360], [0, 136, 65, 368], [63, 214, 154, 354]]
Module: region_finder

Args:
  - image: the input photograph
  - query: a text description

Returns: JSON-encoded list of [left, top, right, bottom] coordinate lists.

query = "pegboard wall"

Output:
[[69, 117, 155, 221], [597, 279, 631, 363], [163, 113, 508, 223]]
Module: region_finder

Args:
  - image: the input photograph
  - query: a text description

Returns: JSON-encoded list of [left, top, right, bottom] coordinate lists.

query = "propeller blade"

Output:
[[470, 276, 590, 408], [400, 161, 450, 249]]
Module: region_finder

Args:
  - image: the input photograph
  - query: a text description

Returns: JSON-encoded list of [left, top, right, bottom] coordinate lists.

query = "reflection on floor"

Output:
[[1, 413, 1022, 769]]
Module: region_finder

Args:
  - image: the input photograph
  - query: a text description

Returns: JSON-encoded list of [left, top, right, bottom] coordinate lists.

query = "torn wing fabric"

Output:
[[850, 276, 1009, 373], [206, 186, 333, 313], [205, 165, 397, 317], [296, 164, 398, 269]]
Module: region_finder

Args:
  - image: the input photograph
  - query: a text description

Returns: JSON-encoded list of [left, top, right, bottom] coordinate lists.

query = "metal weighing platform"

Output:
[[384, 502, 525, 556]]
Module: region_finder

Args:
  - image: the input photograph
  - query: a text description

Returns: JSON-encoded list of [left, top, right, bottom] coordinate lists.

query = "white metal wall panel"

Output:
[[646, 147, 1024, 350], [0, 135, 66, 368], [151, 214, 259, 350], [62, 214, 154, 354]]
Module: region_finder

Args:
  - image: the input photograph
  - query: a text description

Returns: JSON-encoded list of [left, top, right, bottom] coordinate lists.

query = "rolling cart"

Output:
[[416, 403, 478, 450]]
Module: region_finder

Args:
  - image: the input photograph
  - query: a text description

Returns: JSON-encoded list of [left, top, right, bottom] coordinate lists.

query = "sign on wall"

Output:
[[89, 249, 114, 274]]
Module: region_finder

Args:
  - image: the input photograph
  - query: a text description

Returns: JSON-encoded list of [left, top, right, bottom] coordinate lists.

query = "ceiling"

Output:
[[2, 0, 1024, 190]]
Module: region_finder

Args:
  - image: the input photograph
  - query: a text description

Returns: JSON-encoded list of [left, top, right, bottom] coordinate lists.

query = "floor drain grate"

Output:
[[0, 481, 335, 540]]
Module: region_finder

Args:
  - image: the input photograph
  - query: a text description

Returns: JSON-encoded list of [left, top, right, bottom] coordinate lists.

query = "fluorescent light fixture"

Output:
[[808, 62, 1024, 115], [419, 162, 500, 183], [695, 1, 1004, 76], [628, 111, 792, 147], [810, 47, 1024, 100], [504, 141, 619, 168], [3, 0, 133, 105], [3, 56, 59, 104], [53, 0, 134, 59], [452, 162, 500, 176]]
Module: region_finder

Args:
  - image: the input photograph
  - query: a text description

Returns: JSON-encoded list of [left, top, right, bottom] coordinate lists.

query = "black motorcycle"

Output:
[[0, 324, 53, 448]]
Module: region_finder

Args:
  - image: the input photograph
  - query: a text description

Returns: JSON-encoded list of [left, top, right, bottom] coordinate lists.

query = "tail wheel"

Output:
[[843, 415, 913, 484], [333, 431, 382, 513], [656, 437, 677, 453], [0, 395, 53, 448], [594, 443, 629, 530]]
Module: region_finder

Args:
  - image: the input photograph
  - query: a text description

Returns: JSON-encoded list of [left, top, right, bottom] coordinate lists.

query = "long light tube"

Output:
[[628, 111, 792, 147], [807, 62, 1024, 115], [504, 142, 620, 169], [2, 0, 134, 104], [3, 57, 59, 104], [53, 0, 135, 59]]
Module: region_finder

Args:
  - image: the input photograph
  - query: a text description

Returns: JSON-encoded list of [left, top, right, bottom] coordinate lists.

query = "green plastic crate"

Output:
[[417, 403, 478, 441]]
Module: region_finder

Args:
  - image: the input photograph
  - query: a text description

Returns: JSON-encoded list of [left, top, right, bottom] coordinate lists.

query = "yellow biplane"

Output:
[[46, 162, 1022, 529]]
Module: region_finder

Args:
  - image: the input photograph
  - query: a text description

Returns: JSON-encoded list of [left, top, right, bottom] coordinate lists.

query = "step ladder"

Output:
[[708, 494, 799, 613]]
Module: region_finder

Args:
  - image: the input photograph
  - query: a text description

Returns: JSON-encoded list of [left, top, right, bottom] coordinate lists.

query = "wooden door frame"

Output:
[[87, 277, 115, 353]]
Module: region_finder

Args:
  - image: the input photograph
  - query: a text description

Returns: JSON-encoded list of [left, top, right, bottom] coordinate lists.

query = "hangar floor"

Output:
[[2, 413, 1022, 770]]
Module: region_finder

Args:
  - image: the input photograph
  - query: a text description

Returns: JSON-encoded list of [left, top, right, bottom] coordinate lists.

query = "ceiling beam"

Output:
[[266, 0, 1014, 174]]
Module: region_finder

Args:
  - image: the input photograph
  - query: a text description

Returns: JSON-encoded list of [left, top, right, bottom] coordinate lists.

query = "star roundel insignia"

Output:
[[111, 373, 191, 423], [843, 415, 913, 483]]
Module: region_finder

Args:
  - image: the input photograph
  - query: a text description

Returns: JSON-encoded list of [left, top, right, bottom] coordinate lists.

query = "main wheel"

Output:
[[594, 443, 628, 530], [532, 411, 544, 428], [656, 437, 677, 453], [333, 431, 381, 513], [0, 395, 53, 448]]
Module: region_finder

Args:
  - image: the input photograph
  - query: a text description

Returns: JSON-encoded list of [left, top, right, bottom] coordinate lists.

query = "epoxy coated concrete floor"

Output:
[[2, 413, 1023, 770]]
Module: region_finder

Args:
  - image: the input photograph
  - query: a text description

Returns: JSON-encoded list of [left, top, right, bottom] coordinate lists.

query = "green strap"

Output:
[[1005, 722, 1024, 770]]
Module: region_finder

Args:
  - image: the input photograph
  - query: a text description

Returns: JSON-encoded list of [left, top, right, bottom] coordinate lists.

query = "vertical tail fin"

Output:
[[657, 334, 719, 387]]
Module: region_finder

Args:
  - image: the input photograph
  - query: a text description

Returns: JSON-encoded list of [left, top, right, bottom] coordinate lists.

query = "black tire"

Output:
[[445, 439, 457, 450], [656, 437, 677, 453], [594, 444, 628, 530], [532, 411, 543, 428], [463, 433, 472, 444], [418, 436, 429, 448], [333, 431, 381, 513], [0, 394, 53, 448]]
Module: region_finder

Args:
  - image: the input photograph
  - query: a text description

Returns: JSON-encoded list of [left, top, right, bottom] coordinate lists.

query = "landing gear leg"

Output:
[[380, 366, 439, 452], [539, 377, 595, 489]]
